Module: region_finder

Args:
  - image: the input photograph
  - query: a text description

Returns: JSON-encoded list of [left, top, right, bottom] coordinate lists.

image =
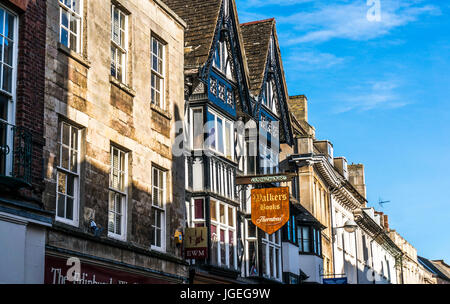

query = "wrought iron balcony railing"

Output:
[[0, 120, 33, 188]]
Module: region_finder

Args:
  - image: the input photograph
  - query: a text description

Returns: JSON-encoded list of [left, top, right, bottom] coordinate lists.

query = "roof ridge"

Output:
[[240, 18, 275, 27]]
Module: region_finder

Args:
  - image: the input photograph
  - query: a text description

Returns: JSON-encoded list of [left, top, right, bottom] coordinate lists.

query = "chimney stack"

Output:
[[289, 95, 308, 122], [384, 214, 389, 230], [348, 164, 367, 200]]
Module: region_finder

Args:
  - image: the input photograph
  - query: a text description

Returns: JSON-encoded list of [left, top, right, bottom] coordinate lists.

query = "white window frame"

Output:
[[59, 0, 83, 53], [55, 122, 81, 226], [190, 107, 203, 151], [108, 145, 128, 241], [111, 4, 128, 84], [207, 109, 234, 160], [210, 199, 237, 269], [261, 231, 282, 281], [151, 36, 165, 110], [151, 166, 166, 251], [245, 219, 258, 277], [0, 5, 18, 177]]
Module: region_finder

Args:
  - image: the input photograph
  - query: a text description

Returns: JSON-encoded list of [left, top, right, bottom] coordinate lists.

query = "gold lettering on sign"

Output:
[[251, 187, 290, 235]]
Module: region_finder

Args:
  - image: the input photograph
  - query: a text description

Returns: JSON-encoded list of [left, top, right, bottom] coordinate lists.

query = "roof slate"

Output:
[[161, 0, 222, 69], [240, 18, 274, 96]]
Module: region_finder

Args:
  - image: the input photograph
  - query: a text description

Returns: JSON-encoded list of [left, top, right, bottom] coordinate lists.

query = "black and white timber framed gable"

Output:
[[200, 0, 253, 117], [241, 19, 294, 145]]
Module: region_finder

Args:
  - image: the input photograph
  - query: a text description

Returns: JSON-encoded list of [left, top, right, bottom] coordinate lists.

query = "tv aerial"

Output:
[[378, 197, 391, 208]]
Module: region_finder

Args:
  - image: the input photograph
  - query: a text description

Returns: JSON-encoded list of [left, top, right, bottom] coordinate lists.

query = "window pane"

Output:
[[210, 200, 217, 221], [210, 224, 218, 265], [69, 32, 77, 52], [225, 121, 231, 158], [66, 174, 74, 196], [57, 195, 65, 218], [0, 95, 8, 120], [61, 10, 69, 28], [248, 241, 258, 276], [159, 170, 164, 191], [111, 46, 116, 77], [275, 248, 280, 278], [114, 194, 122, 214], [0, 9, 4, 35], [5, 12, 13, 40], [194, 199, 204, 219], [217, 117, 224, 153], [228, 206, 234, 227], [261, 243, 267, 276], [4, 39, 13, 66], [193, 109, 203, 149], [152, 54, 158, 72], [57, 172, 66, 194], [112, 9, 120, 44], [219, 204, 225, 224], [2, 66, 12, 92], [115, 212, 121, 235], [269, 247, 274, 277], [156, 226, 161, 247], [229, 230, 235, 269], [66, 197, 74, 220], [220, 229, 226, 266], [247, 221, 256, 238]]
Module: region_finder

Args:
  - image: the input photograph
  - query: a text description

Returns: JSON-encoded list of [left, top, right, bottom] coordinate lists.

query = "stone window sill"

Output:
[[57, 42, 91, 69], [109, 75, 136, 97], [151, 102, 172, 120]]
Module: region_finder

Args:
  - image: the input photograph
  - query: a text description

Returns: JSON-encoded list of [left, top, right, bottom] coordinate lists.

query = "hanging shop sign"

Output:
[[184, 227, 208, 260], [8, 0, 33, 11], [236, 173, 296, 185], [251, 187, 290, 235]]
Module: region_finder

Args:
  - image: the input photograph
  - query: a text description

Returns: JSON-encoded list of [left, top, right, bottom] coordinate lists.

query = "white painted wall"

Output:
[[330, 197, 398, 284], [298, 254, 323, 283], [0, 213, 47, 284]]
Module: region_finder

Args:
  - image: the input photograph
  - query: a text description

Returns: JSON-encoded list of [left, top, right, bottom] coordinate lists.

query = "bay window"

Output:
[[298, 225, 322, 256], [59, 0, 82, 53], [207, 110, 234, 160]]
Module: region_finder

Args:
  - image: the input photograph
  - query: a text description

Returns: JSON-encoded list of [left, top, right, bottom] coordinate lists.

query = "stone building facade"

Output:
[[389, 230, 437, 284], [42, 0, 188, 283]]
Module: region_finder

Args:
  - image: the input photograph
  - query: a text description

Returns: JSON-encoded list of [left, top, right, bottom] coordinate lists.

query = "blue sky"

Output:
[[236, 0, 450, 262]]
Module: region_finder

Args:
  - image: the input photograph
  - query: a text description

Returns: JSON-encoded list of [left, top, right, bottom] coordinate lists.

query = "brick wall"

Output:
[[12, 0, 47, 199]]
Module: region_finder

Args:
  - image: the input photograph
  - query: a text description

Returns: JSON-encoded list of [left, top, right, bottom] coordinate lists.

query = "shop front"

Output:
[[44, 252, 185, 284]]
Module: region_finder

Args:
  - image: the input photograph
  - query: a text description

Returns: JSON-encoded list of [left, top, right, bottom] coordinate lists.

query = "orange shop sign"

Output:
[[251, 187, 290, 235]]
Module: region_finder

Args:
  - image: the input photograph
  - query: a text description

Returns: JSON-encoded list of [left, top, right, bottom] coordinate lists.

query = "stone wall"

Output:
[[43, 0, 186, 278]]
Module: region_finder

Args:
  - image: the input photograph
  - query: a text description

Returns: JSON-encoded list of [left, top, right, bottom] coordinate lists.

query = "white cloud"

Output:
[[333, 80, 410, 113], [238, 0, 314, 9], [284, 49, 347, 70], [275, 0, 441, 45]]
